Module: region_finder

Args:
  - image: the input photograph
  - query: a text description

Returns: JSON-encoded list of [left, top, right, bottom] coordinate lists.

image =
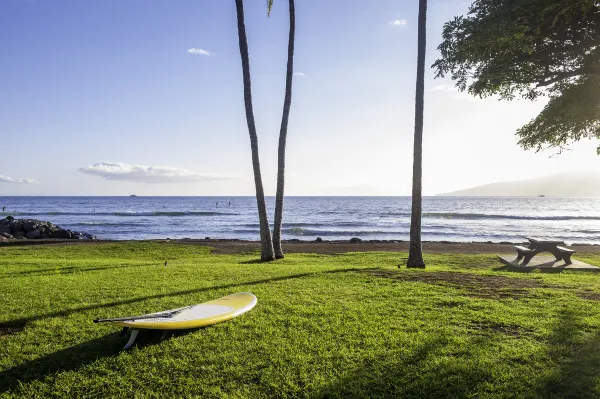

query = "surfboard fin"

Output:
[[123, 329, 139, 350]]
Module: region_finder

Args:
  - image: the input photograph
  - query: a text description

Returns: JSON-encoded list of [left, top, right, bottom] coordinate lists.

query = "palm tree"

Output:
[[271, 0, 295, 259], [235, 0, 275, 261], [406, 0, 427, 269]]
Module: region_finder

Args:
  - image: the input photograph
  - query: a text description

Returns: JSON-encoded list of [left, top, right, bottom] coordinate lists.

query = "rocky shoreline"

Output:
[[0, 217, 96, 242]]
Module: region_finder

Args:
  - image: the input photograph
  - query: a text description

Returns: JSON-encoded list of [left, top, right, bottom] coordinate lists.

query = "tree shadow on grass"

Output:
[[239, 259, 265, 264], [0, 263, 159, 279], [316, 333, 497, 399], [2, 268, 366, 327], [0, 332, 121, 394], [535, 308, 600, 398], [0, 328, 199, 394], [315, 308, 600, 399]]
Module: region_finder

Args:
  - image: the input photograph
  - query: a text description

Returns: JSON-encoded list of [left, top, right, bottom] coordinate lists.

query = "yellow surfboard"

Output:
[[94, 292, 257, 349]]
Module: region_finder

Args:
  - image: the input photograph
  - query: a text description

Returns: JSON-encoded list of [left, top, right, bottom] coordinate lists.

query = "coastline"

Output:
[[2, 238, 599, 255], [2, 197, 600, 245]]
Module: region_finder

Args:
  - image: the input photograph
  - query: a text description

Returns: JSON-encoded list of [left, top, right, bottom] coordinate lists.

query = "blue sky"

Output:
[[1, 0, 599, 196]]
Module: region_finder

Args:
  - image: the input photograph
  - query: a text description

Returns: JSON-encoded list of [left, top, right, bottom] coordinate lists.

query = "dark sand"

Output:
[[2, 239, 599, 255], [189, 240, 600, 255]]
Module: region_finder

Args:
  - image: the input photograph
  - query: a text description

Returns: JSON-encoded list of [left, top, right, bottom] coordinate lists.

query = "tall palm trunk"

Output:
[[273, 0, 295, 259], [406, 0, 427, 269], [235, 0, 275, 262]]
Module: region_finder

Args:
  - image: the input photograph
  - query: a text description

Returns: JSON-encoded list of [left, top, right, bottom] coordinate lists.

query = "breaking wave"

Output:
[[422, 212, 600, 221], [6, 211, 238, 217]]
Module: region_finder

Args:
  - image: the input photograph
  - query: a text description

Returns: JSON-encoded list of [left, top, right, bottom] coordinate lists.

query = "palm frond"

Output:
[[267, 0, 274, 16]]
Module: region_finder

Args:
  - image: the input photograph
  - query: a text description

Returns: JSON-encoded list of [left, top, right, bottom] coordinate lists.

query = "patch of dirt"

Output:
[[357, 269, 554, 299], [199, 240, 519, 255], [574, 292, 600, 301], [0, 322, 25, 337], [4, 239, 600, 256], [469, 321, 534, 337]]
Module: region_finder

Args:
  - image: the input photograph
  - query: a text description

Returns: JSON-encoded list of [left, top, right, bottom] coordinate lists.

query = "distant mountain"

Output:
[[438, 172, 600, 197]]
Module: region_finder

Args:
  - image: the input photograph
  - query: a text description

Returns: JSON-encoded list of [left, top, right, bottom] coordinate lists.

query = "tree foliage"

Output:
[[433, 0, 600, 154]]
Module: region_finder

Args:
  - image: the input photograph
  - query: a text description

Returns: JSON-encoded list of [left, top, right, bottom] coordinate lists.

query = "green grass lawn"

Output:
[[2, 242, 600, 398]]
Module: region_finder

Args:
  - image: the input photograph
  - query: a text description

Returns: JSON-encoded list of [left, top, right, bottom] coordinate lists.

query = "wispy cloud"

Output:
[[388, 19, 408, 27], [0, 175, 39, 184], [293, 72, 305, 77], [188, 48, 213, 56], [79, 162, 234, 183]]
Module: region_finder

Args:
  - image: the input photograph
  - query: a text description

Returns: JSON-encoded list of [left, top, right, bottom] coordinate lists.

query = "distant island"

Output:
[[438, 172, 600, 197], [129, 194, 137, 197]]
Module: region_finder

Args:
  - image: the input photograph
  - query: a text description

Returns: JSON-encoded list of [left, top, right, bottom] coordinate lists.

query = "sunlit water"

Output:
[[1, 196, 599, 244]]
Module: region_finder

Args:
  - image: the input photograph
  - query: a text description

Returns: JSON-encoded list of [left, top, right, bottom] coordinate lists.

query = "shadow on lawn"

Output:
[[0, 332, 121, 393], [535, 308, 600, 398], [2, 268, 366, 327], [316, 332, 498, 398], [239, 259, 266, 264], [0, 329, 197, 394], [0, 263, 159, 278], [317, 307, 600, 398], [493, 265, 564, 274]]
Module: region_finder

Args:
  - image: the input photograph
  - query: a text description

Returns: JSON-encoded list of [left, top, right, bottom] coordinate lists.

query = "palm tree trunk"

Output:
[[235, 0, 275, 262], [273, 0, 296, 259], [406, 0, 427, 269]]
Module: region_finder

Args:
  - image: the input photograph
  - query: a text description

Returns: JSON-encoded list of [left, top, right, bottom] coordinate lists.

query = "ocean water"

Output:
[[0, 196, 599, 244]]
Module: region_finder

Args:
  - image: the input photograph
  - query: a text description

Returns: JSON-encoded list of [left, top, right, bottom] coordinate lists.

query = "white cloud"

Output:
[[388, 19, 407, 26], [293, 72, 305, 77], [188, 48, 213, 56], [79, 162, 234, 184], [0, 175, 39, 184]]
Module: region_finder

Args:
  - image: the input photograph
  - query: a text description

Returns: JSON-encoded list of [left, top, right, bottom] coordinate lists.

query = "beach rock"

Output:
[[349, 237, 363, 243], [26, 230, 41, 239], [9, 223, 23, 234], [0, 218, 94, 241], [51, 229, 72, 239], [23, 222, 37, 232]]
